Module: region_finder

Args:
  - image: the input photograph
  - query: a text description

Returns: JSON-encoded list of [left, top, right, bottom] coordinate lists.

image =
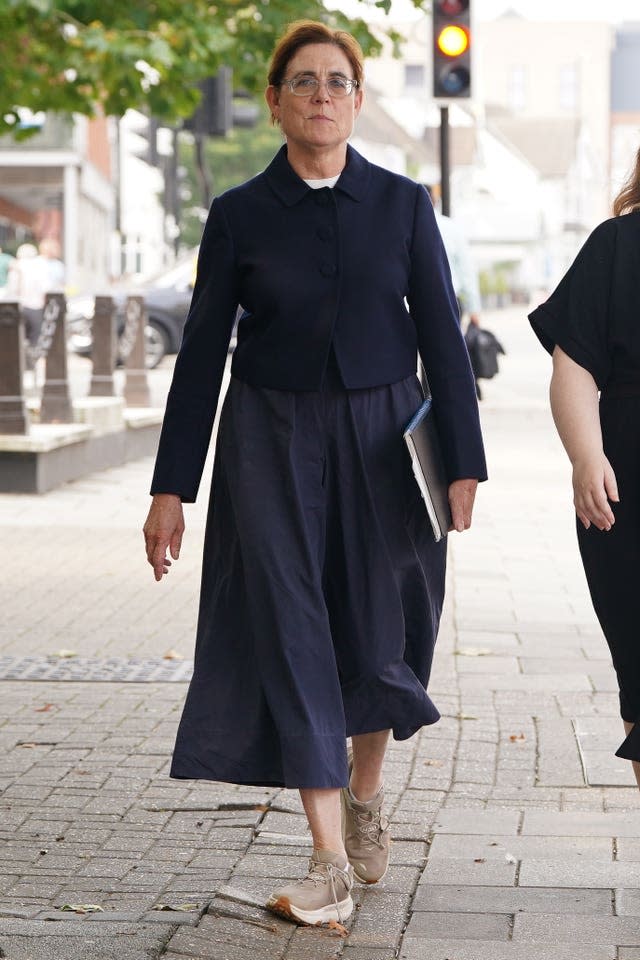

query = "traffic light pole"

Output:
[[439, 105, 451, 217]]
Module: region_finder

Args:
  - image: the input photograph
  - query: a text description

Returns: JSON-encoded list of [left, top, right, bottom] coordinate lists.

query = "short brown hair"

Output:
[[613, 146, 640, 217], [268, 20, 365, 89]]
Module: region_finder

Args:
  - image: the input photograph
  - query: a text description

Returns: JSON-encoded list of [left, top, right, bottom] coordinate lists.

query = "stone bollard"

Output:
[[40, 293, 73, 423], [122, 295, 151, 407], [0, 301, 30, 434], [89, 295, 117, 397]]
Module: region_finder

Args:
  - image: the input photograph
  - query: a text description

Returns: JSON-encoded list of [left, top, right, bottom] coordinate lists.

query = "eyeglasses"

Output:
[[280, 76, 359, 98]]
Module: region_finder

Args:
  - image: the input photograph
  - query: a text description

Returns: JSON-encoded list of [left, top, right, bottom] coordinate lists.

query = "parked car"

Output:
[[67, 252, 197, 369]]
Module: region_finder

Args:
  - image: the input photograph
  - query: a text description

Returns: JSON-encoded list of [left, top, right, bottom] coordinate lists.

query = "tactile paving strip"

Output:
[[0, 656, 194, 682]]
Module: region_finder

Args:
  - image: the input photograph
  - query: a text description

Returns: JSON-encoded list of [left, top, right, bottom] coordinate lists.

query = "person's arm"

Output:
[[143, 198, 239, 580], [408, 188, 487, 533], [550, 346, 618, 531], [150, 197, 240, 503]]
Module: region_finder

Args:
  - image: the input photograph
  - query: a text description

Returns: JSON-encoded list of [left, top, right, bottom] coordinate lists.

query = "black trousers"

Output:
[[577, 394, 640, 761]]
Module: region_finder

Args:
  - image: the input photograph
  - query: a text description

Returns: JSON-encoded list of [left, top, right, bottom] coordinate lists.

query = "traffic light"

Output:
[[432, 0, 472, 100], [183, 69, 233, 137]]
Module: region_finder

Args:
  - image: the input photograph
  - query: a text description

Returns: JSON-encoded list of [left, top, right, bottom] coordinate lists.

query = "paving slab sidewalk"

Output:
[[1, 307, 639, 960]]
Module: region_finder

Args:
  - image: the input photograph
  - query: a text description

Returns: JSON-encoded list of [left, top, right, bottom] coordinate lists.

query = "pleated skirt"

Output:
[[170, 361, 447, 788], [577, 394, 640, 761]]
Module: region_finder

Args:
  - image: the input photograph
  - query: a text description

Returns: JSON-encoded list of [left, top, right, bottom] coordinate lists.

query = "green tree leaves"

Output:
[[0, 0, 428, 137]]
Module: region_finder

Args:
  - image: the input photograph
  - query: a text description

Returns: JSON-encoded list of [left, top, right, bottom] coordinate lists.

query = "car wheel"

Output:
[[145, 320, 170, 369]]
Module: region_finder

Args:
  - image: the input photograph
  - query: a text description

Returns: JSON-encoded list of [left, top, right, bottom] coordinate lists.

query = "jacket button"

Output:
[[320, 262, 336, 277], [314, 191, 330, 206], [317, 226, 333, 241]]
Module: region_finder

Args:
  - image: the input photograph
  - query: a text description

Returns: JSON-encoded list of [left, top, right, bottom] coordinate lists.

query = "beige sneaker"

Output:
[[266, 849, 354, 926], [341, 783, 391, 884]]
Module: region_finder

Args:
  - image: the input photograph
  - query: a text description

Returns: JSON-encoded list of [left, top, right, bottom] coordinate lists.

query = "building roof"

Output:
[[487, 114, 581, 178], [421, 125, 477, 168], [355, 85, 426, 167]]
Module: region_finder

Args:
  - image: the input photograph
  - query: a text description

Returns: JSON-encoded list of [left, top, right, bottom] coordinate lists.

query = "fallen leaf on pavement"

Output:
[[52, 650, 77, 659], [35, 703, 55, 712], [152, 903, 199, 912], [423, 759, 443, 767], [163, 649, 184, 660], [60, 904, 104, 914], [509, 733, 526, 742], [324, 919, 349, 937], [474, 858, 486, 863], [457, 648, 493, 657]]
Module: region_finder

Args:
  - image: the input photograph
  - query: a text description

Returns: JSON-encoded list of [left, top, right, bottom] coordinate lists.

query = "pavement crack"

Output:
[[151, 922, 180, 958]]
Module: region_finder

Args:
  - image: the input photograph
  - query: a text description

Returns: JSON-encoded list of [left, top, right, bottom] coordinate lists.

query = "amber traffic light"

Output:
[[433, 0, 472, 99]]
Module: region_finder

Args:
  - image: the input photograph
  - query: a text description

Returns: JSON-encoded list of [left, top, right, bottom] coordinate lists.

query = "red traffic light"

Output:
[[436, 0, 468, 12]]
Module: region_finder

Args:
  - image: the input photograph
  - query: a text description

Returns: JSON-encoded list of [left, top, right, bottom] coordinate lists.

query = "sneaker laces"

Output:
[[300, 858, 351, 921], [353, 808, 389, 849]]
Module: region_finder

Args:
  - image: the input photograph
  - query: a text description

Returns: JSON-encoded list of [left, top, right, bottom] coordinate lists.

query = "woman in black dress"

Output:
[[529, 146, 640, 786], [143, 20, 486, 926]]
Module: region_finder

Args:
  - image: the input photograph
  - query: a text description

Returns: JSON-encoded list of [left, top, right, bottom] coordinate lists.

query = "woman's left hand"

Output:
[[448, 478, 478, 532]]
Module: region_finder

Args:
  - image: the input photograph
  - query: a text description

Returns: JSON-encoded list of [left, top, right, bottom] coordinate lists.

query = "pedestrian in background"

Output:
[[529, 144, 640, 787], [143, 19, 486, 927], [424, 184, 486, 397], [7, 243, 41, 350], [6, 238, 65, 350], [0, 245, 14, 295], [424, 183, 482, 328], [37, 238, 65, 295]]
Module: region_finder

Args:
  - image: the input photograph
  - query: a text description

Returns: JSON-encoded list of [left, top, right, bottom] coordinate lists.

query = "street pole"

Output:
[[115, 117, 125, 274], [439, 104, 451, 216], [166, 127, 181, 258]]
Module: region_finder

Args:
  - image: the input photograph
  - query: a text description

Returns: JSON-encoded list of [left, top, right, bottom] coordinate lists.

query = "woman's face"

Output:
[[266, 43, 363, 156]]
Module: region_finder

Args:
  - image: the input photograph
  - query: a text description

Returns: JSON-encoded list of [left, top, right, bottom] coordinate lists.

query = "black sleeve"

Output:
[[528, 220, 616, 389], [408, 185, 487, 482], [150, 197, 239, 501]]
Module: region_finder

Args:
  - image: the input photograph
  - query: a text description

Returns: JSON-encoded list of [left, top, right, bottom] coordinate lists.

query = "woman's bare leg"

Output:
[[622, 721, 640, 789], [350, 729, 390, 800], [299, 788, 347, 859], [298, 729, 391, 858]]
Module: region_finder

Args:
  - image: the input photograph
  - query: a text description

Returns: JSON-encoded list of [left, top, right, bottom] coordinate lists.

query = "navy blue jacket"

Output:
[[151, 144, 487, 501]]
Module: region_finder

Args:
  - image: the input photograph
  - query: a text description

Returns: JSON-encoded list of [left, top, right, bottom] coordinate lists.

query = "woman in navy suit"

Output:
[[143, 20, 486, 927]]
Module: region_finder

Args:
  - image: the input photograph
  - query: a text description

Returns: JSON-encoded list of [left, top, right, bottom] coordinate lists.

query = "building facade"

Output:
[[0, 113, 115, 293], [360, 11, 618, 298]]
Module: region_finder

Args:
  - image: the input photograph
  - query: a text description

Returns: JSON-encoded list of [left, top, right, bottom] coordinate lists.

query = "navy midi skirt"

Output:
[[170, 362, 447, 788]]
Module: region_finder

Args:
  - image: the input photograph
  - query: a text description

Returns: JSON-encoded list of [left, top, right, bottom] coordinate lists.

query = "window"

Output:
[[507, 65, 527, 112], [559, 64, 578, 110], [404, 64, 425, 89]]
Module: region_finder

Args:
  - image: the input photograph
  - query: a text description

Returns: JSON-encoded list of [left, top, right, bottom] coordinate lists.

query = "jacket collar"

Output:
[[264, 143, 370, 206]]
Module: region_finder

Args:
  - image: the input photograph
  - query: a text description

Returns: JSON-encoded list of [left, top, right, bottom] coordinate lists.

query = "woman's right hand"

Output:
[[572, 454, 619, 531], [143, 494, 185, 581]]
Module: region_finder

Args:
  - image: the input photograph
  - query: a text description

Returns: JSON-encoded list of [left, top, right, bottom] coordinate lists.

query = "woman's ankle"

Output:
[[349, 776, 383, 804]]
